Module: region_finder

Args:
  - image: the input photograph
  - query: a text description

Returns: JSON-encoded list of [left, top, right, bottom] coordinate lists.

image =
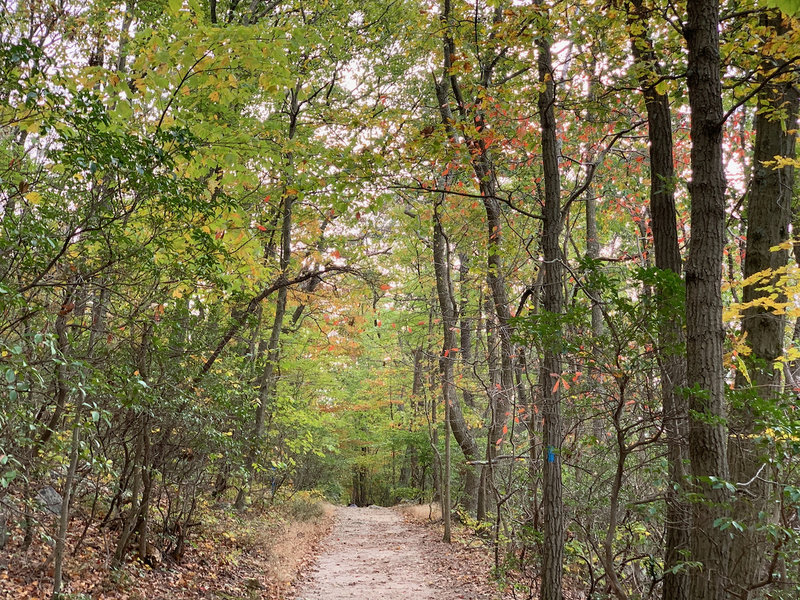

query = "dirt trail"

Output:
[[294, 506, 499, 600]]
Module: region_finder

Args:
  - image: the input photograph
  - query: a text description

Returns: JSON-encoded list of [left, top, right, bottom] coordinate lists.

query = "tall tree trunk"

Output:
[[627, 3, 690, 599], [458, 253, 484, 516], [432, 202, 483, 536], [437, 0, 514, 485], [235, 198, 293, 510], [432, 200, 453, 542], [537, 12, 565, 600], [684, 1, 731, 598], [431, 18, 484, 518], [728, 13, 798, 598], [235, 88, 299, 510]]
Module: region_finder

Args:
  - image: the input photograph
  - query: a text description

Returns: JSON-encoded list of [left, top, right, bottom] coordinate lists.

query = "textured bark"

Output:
[[684, 1, 731, 598], [433, 203, 453, 542], [627, 3, 690, 599], [537, 18, 565, 600], [728, 13, 798, 599]]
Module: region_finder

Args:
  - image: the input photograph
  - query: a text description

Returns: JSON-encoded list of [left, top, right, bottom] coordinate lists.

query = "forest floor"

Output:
[[293, 505, 507, 600], [0, 497, 335, 600]]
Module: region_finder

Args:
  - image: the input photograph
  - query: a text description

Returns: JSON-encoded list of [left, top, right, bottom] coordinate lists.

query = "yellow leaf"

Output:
[[25, 192, 42, 204], [209, 90, 220, 102]]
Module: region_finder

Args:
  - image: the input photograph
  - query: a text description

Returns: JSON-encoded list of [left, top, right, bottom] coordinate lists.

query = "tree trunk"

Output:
[[431, 24, 484, 519], [728, 13, 798, 598], [236, 89, 299, 509], [431, 201, 461, 541], [627, 3, 690, 599], [537, 13, 565, 600], [51, 424, 80, 600], [684, 1, 731, 597]]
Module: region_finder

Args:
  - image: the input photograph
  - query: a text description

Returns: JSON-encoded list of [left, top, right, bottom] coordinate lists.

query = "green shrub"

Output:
[[286, 491, 325, 521]]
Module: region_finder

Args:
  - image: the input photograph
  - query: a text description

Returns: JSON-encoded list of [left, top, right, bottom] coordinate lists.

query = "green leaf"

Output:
[[116, 99, 132, 118], [767, 0, 800, 15]]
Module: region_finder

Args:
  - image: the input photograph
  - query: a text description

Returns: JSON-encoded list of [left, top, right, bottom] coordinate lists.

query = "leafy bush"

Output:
[[285, 491, 325, 522], [390, 486, 422, 504]]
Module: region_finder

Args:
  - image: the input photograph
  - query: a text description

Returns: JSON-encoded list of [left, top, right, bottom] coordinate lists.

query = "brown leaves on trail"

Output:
[[0, 505, 333, 600]]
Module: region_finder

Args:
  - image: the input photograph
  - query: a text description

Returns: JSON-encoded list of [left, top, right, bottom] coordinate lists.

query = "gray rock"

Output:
[[36, 486, 63, 515]]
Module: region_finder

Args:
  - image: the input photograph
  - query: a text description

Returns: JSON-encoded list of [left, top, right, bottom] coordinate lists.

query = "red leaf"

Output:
[[256, 224, 267, 232], [380, 284, 391, 291]]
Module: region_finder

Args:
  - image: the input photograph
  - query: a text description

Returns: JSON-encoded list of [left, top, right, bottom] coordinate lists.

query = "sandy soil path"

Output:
[[294, 506, 499, 600]]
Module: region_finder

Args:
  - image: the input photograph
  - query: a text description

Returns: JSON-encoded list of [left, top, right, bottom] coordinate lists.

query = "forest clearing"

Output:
[[2, 0, 800, 598]]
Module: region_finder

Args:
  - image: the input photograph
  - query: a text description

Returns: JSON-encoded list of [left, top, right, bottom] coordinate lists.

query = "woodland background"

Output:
[[2, 0, 800, 599]]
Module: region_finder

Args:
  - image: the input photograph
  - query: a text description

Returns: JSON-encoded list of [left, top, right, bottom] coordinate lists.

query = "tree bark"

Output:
[[728, 13, 798, 598], [432, 200, 453, 542], [537, 13, 565, 600], [684, 1, 731, 597], [627, 3, 690, 599]]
